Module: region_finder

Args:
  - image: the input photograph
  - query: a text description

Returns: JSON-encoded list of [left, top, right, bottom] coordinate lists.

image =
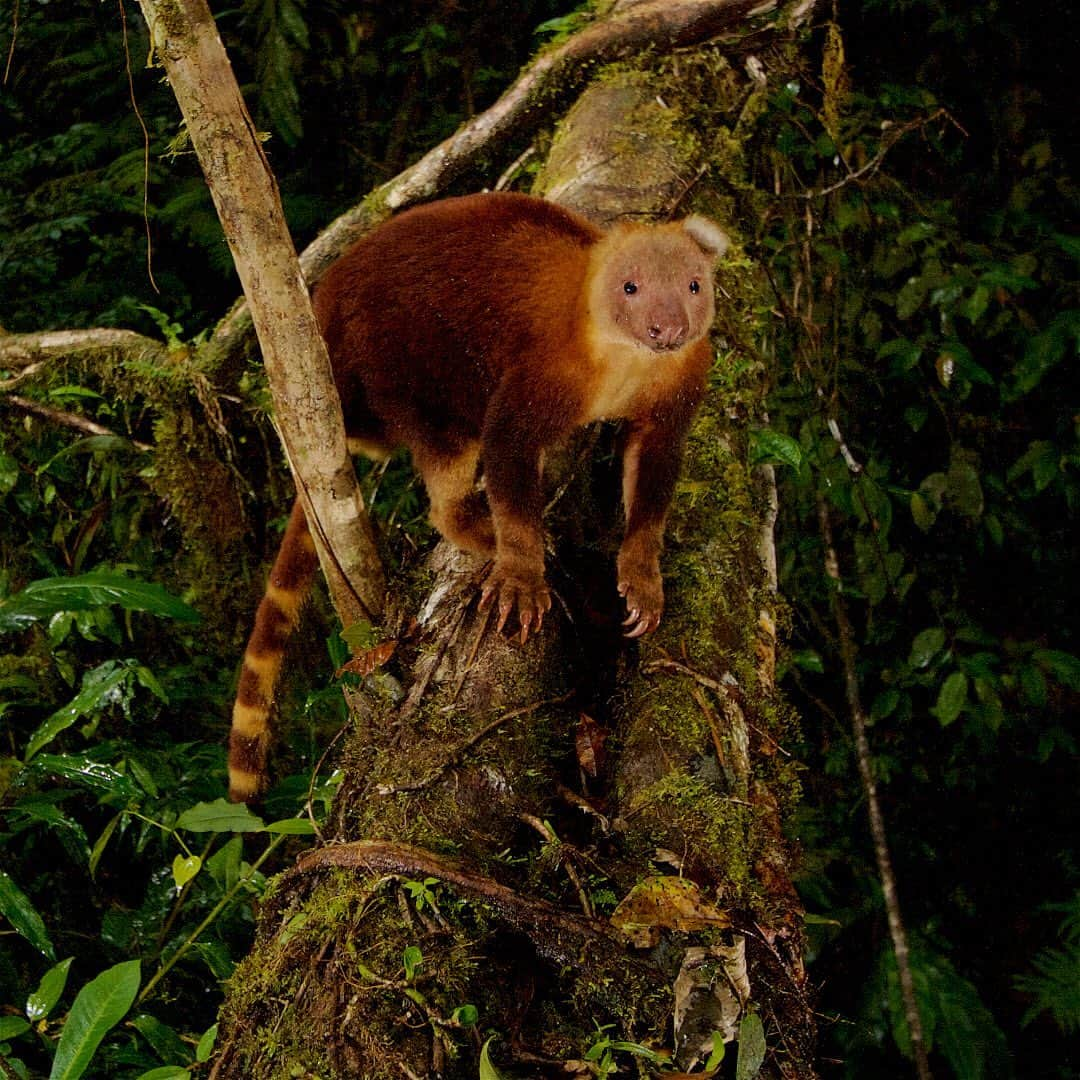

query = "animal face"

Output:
[[593, 219, 726, 353]]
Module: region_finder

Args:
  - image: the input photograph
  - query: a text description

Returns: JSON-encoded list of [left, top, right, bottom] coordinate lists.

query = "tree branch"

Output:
[[817, 495, 932, 1080], [213, 0, 810, 350], [1, 394, 152, 451], [290, 840, 652, 971], [137, 0, 384, 627], [0, 328, 167, 386]]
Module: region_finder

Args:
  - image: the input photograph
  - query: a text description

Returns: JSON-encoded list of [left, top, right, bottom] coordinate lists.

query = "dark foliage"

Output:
[[0, 0, 1077, 1076]]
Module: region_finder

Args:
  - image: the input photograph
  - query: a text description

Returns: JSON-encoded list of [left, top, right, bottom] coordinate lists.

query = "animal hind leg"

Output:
[[414, 440, 495, 555]]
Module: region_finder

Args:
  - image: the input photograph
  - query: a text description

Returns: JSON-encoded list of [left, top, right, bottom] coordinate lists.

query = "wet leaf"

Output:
[[195, 1023, 218, 1064], [171, 855, 202, 890], [910, 627, 946, 669], [0, 870, 56, 959], [24, 661, 135, 761], [479, 1036, 506, 1080], [27, 956, 74, 1021], [0, 572, 199, 635], [748, 428, 802, 469]]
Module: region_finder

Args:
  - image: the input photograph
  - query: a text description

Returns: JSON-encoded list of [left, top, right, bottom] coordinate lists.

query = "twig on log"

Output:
[[290, 839, 648, 971]]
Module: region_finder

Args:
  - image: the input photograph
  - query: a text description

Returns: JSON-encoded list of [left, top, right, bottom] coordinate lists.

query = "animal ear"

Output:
[[681, 215, 729, 261]]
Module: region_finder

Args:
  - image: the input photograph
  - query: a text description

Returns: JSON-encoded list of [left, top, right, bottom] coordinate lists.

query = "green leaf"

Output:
[[884, 943, 1010, 1078], [705, 1030, 727, 1070], [263, 818, 316, 835], [735, 1010, 766, 1080], [28, 753, 137, 801], [451, 1003, 478, 1026], [945, 456, 984, 518], [1033, 650, 1080, 691], [910, 627, 946, 670], [48, 959, 141, 1080], [0, 452, 19, 494], [0, 572, 200, 635], [1008, 440, 1058, 493], [130, 1014, 191, 1066], [962, 284, 991, 323], [339, 619, 379, 652], [748, 428, 803, 470], [904, 404, 928, 432], [479, 1036, 506, 1080], [0, 870, 56, 960], [871, 689, 901, 721], [24, 661, 133, 761], [895, 276, 927, 320], [175, 799, 265, 833], [790, 649, 825, 674], [171, 855, 202, 890], [204, 837, 243, 892], [26, 957, 74, 1021], [932, 671, 968, 726], [1019, 663, 1048, 708], [878, 337, 923, 372], [195, 1023, 218, 1064], [1007, 309, 1080, 399], [0, 1016, 30, 1040], [402, 945, 423, 982], [132, 1069, 190, 1080], [89, 814, 123, 879], [910, 491, 937, 532]]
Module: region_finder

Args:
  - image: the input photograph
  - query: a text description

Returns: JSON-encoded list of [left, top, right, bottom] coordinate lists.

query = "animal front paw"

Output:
[[616, 556, 664, 639], [479, 563, 552, 643]]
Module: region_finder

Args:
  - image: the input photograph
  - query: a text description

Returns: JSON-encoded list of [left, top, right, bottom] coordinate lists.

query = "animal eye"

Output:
[[623, 281, 638, 295], [689, 279, 701, 294]]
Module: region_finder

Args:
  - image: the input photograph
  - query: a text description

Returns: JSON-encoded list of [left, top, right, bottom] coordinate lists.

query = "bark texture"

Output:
[[136, 0, 383, 627], [212, 6, 817, 1076]]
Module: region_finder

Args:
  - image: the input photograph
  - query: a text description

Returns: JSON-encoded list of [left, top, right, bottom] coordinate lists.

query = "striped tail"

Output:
[[228, 499, 319, 802]]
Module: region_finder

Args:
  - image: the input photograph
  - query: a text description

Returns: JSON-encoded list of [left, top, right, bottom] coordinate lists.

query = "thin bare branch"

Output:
[[817, 496, 932, 1080], [1, 395, 152, 451]]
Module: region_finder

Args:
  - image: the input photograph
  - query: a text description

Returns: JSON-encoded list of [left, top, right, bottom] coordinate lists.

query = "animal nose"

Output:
[[648, 323, 686, 350]]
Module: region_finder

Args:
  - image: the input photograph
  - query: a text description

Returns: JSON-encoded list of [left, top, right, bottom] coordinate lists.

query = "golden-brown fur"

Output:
[[228, 192, 726, 801]]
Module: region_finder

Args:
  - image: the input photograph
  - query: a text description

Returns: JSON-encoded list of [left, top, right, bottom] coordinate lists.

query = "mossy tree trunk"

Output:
[[212, 7, 818, 1078]]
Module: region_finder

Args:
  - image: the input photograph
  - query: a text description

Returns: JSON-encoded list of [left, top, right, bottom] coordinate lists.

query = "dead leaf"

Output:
[[611, 876, 731, 949], [673, 939, 749, 1070], [336, 640, 396, 678], [575, 712, 608, 778]]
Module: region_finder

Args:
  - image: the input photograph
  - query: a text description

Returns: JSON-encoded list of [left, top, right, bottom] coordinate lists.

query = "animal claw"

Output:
[[624, 617, 650, 639], [622, 608, 640, 627]]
